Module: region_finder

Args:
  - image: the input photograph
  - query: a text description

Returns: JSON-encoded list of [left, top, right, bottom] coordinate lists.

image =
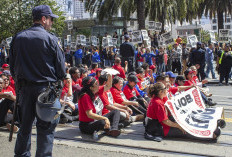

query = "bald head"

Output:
[[115, 57, 121, 64]]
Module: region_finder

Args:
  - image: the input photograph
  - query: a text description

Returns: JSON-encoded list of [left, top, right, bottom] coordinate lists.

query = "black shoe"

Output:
[[213, 127, 221, 139], [207, 100, 217, 106], [118, 123, 124, 130], [122, 120, 131, 128], [106, 129, 121, 137], [144, 132, 163, 142], [217, 119, 226, 129]]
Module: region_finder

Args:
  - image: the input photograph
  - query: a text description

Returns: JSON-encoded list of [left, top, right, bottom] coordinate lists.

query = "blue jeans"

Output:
[[75, 58, 82, 67], [14, 84, 59, 157], [104, 59, 111, 67], [158, 63, 165, 73], [206, 61, 215, 78]]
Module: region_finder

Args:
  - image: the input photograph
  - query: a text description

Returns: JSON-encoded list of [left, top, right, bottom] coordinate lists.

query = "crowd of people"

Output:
[[0, 29, 230, 143]]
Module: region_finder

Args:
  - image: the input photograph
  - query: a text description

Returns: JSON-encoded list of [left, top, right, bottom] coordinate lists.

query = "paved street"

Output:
[[0, 84, 231, 157]]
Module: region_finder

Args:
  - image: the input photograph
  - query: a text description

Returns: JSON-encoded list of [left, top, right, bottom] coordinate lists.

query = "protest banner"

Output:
[[91, 36, 97, 46], [141, 30, 149, 40], [219, 29, 230, 43], [112, 38, 117, 46], [187, 35, 198, 48], [67, 35, 71, 45], [86, 38, 91, 46], [107, 36, 113, 47], [102, 37, 108, 47], [155, 22, 162, 32], [80, 35, 86, 46], [165, 87, 223, 138], [70, 42, 76, 51], [161, 31, 174, 45]]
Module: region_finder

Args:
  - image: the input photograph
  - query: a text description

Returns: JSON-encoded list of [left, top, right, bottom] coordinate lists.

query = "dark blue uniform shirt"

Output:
[[191, 48, 206, 66], [9, 24, 66, 82], [120, 41, 135, 58]]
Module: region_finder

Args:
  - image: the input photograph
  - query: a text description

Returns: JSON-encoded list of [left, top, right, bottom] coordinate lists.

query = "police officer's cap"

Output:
[[32, 5, 59, 19]]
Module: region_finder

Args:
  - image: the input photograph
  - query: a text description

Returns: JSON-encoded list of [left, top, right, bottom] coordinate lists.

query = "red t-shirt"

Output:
[[112, 65, 126, 79], [146, 97, 170, 136], [78, 78, 83, 87], [91, 69, 96, 74], [99, 88, 112, 115], [72, 78, 81, 87], [2, 85, 16, 96], [123, 84, 140, 100], [10, 77, 15, 90], [184, 80, 195, 91], [110, 87, 127, 104], [78, 94, 96, 122]]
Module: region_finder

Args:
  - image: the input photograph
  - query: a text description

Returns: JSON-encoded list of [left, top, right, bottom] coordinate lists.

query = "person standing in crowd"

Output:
[[190, 42, 206, 81], [216, 44, 232, 86], [176, 36, 182, 44], [181, 43, 189, 75], [153, 32, 159, 48], [157, 46, 165, 73], [74, 45, 83, 67], [206, 43, 216, 79], [112, 57, 128, 80], [141, 47, 156, 66], [120, 35, 136, 72], [171, 43, 182, 75], [9, 5, 66, 156]]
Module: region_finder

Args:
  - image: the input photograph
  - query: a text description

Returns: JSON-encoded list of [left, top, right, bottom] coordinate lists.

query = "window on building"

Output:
[[226, 18, 231, 23], [213, 26, 217, 30], [226, 25, 231, 29], [212, 19, 217, 24]]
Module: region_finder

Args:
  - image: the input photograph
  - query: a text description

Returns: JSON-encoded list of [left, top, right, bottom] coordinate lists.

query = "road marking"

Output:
[[225, 118, 232, 123]]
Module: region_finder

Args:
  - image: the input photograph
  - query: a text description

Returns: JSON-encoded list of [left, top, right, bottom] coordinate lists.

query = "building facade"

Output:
[[211, 16, 232, 36]]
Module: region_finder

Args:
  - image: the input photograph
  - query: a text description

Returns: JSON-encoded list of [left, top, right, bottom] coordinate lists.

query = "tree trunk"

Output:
[[137, 0, 145, 30], [217, 10, 224, 34]]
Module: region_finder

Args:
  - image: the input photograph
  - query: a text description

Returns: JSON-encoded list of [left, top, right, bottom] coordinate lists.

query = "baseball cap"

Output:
[[165, 71, 176, 78], [149, 65, 156, 70], [32, 5, 59, 19], [2, 64, 9, 69], [124, 34, 130, 39], [96, 68, 102, 73], [65, 73, 71, 79], [128, 75, 139, 83]]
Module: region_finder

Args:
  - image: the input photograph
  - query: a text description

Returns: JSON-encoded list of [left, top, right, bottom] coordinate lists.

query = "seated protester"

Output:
[[2, 70, 15, 90], [136, 67, 147, 91], [95, 68, 102, 82], [78, 76, 121, 137], [112, 57, 127, 80], [155, 74, 193, 101], [123, 74, 148, 115], [165, 71, 176, 87], [174, 75, 186, 87], [1, 74, 15, 95], [79, 68, 88, 87], [98, 74, 132, 126], [141, 63, 155, 84], [110, 76, 144, 121], [89, 62, 98, 77], [0, 64, 10, 75], [190, 65, 208, 87], [0, 77, 18, 132], [184, 69, 216, 106], [60, 74, 78, 123], [69, 67, 82, 104], [149, 65, 158, 83], [145, 82, 221, 141]]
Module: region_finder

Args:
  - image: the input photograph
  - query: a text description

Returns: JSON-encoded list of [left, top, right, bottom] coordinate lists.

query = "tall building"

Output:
[[55, 0, 74, 17], [211, 15, 232, 36], [73, 0, 90, 19]]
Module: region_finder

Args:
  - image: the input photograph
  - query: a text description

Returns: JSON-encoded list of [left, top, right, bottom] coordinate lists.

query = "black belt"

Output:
[[18, 79, 50, 86]]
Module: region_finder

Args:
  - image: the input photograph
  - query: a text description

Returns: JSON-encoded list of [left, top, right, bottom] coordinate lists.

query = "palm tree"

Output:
[[198, 0, 232, 34], [84, 0, 147, 30]]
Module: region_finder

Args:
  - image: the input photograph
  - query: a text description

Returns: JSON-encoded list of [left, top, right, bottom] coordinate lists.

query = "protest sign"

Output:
[[165, 88, 223, 138], [219, 29, 230, 43], [155, 22, 162, 32], [132, 30, 143, 44], [148, 21, 155, 30], [86, 38, 91, 46], [64, 39, 67, 48], [80, 35, 86, 46], [6, 37, 12, 48], [101, 68, 120, 75], [141, 30, 149, 40], [91, 36, 97, 46], [161, 32, 174, 45], [70, 42, 76, 51], [67, 35, 71, 45], [107, 36, 113, 47], [102, 37, 108, 47], [187, 35, 198, 48], [112, 38, 117, 46], [209, 31, 216, 43], [67, 21, 73, 30]]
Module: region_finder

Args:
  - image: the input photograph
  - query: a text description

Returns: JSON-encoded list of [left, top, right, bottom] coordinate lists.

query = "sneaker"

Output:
[[134, 114, 144, 122], [207, 100, 217, 106], [218, 83, 223, 86], [118, 123, 124, 130], [122, 121, 131, 128], [213, 128, 221, 139], [106, 129, 121, 137], [144, 132, 163, 142], [217, 119, 226, 129], [6, 123, 19, 133]]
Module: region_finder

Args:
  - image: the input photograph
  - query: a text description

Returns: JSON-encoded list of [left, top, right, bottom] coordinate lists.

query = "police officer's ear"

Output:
[[41, 16, 47, 23]]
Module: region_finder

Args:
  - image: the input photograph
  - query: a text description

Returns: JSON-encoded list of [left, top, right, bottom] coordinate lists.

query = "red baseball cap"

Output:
[[2, 64, 9, 69], [149, 65, 156, 70], [96, 68, 102, 73]]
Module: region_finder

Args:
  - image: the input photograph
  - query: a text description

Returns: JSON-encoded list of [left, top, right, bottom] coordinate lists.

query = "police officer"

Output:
[[190, 42, 206, 81], [120, 34, 135, 72], [216, 44, 232, 86], [9, 5, 66, 157]]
